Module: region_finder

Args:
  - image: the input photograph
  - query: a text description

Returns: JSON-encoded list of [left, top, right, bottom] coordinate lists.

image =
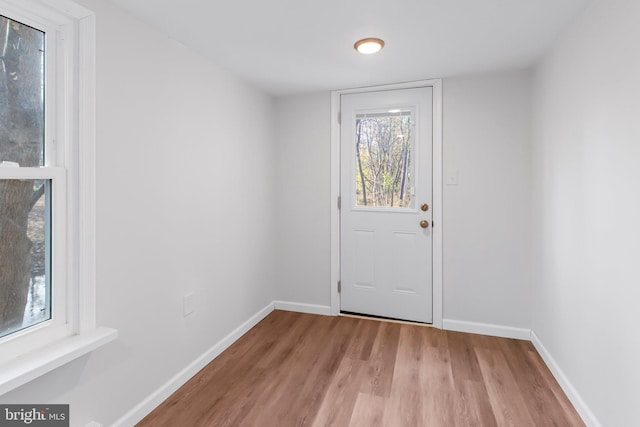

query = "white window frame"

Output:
[[0, 0, 116, 395]]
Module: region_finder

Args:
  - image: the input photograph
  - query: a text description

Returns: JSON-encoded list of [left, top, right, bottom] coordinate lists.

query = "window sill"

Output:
[[0, 327, 118, 396]]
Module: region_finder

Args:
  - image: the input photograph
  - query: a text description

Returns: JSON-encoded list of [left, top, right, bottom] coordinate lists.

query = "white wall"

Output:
[[443, 71, 532, 329], [274, 93, 332, 308], [5, 0, 631, 424], [274, 71, 533, 331], [531, 0, 640, 425], [0, 0, 277, 425]]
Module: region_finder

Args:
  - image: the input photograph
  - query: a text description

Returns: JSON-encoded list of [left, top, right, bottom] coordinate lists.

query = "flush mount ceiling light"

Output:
[[354, 38, 385, 55]]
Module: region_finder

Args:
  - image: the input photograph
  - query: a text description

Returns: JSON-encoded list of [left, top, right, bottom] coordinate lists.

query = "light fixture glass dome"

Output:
[[354, 38, 385, 54]]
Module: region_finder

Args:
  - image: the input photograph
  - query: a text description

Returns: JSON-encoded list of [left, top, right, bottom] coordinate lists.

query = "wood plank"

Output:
[[138, 313, 287, 426], [207, 311, 321, 426], [525, 347, 586, 426], [138, 311, 585, 427], [359, 321, 401, 398], [275, 316, 352, 426], [348, 393, 386, 427], [475, 346, 537, 426], [312, 357, 365, 427], [447, 330, 497, 427], [454, 379, 499, 427], [446, 330, 484, 385], [498, 338, 583, 427], [342, 317, 379, 361], [255, 310, 319, 369], [382, 325, 425, 426], [420, 345, 458, 427], [238, 314, 340, 426]]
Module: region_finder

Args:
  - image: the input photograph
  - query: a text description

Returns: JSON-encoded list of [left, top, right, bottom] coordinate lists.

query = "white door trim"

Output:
[[330, 79, 443, 328]]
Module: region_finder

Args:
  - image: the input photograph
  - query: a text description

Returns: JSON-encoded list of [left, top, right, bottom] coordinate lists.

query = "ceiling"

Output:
[[106, 0, 593, 96]]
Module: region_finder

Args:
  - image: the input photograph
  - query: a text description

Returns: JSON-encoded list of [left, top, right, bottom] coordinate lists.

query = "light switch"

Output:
[[446, 168, 458, 185], [183, 292, 195, 317]]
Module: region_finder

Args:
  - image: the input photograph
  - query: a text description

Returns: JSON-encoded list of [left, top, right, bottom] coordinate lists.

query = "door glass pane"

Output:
[[0, 179, 51, 338], [0, 15, 45, 167], [355, 110, 414, 208]]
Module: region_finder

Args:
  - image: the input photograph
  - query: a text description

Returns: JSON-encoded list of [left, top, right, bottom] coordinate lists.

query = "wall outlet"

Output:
[[183, 292, 195, 317]]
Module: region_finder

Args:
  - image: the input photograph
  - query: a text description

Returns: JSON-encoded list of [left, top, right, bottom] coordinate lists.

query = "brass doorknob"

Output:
[[421, 203, 429, 212], [420, 220, 429, 229]]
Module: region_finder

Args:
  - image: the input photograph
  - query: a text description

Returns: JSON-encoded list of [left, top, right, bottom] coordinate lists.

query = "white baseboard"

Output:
[[531, 331, 601, 427], [443, 318, 531, 340], [112, 302, 275, 427], [274, 300, 332, 316]]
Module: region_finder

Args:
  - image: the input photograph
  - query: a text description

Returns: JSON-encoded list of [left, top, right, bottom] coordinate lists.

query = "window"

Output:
[[0, 15, 52, 340], [0, 0, 116, 395], [354, 110, 415, 208]]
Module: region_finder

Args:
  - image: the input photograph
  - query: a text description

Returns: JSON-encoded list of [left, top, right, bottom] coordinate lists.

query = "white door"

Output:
[[340, 87, 433, 323]]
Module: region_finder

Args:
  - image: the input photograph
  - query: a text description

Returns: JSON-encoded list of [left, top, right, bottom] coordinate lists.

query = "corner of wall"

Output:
[[531, 331, 602, 427], [443, 319, 531, 340], [112, 302, 275, 426]]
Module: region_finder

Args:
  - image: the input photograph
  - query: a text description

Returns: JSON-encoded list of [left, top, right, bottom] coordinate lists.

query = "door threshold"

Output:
[[340, 311, 434, 327]]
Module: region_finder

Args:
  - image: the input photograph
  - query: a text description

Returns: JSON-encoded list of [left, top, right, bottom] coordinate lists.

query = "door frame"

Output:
[[330, 79, 443, 328]]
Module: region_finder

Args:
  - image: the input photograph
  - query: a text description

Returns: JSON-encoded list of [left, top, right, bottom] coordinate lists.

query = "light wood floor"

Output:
[[138, 310, 584, 426]]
